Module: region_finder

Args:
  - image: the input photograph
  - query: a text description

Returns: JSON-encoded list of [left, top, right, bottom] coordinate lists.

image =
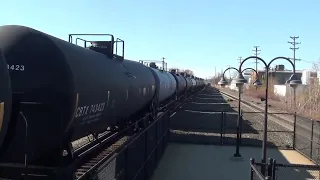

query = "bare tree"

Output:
[[184, 69, 194, 75]]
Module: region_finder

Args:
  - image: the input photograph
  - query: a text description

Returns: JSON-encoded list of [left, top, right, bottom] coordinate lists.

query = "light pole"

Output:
[[237, 56, 302, 175], [218, 67, 262, 158]]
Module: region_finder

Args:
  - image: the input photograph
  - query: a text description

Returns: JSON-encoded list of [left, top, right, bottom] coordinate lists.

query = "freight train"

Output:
[[0, 25, 205, 167]]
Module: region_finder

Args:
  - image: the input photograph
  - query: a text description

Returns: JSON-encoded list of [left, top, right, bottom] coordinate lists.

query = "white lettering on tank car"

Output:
[[7, 64, 25, 71], [75, 102, 106, 118]]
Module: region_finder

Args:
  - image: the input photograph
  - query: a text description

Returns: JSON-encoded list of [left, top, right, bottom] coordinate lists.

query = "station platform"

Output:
[[150, 143, 316, 180], [149, 87, 319, 180]]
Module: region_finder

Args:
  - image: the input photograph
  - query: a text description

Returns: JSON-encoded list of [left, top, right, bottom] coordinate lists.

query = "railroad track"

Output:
[[219, 90, 320, 144], [75, 135, 130, 179]]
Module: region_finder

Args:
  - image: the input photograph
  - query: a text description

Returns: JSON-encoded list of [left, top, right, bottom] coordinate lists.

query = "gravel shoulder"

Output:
[[170, 87, 294, 149], [224, 96, 294, 148], [216, 86, 291, 113]]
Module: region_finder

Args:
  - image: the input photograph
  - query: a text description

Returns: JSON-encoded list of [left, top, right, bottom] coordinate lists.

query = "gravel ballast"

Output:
[[169, 87, 294, 149]]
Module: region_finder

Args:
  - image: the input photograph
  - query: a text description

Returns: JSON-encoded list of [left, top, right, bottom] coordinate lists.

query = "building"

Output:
[[228, 70, 252, 91], [250, 64, 303, 85], [301, 70, 318, 85]]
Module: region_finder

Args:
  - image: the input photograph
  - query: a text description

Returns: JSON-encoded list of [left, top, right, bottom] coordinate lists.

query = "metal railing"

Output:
[[240, 111, 295, 149], [250, 158, 271, 180], [169, 110, 296, 149], [258, 157, 320, 180], [89, 112, 170, 180], [294, 115, 320, 164]]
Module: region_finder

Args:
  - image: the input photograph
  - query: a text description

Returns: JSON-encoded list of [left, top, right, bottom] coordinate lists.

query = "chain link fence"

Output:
[[169, 109, 295, 149], [294, 115, 320, 164], [240, 111, 294, 149]]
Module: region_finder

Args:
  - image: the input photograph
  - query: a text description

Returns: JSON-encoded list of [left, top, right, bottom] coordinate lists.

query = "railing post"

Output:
[[310, 120, 314, 159], [220, 111, 224, 145], [293, 112, 297, 149], [240, 110, 243, 145], [261, 158, 266, 176], [267, 158, 273, 177], [144, 129, 148, 180], [250, 158, 255, 180], [155, 117, 158, 163], [271, 159, 276, 180], [124, 148, 129, 180]]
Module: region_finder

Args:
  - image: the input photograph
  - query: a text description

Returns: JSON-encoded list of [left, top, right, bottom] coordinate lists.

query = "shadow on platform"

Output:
[[150, 143, 317, 180], [170, 86, 258, 137]]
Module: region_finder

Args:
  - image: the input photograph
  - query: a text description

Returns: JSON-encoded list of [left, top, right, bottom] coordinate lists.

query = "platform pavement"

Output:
[[150, 143, 316, 180], [150, 87, 317, 180]]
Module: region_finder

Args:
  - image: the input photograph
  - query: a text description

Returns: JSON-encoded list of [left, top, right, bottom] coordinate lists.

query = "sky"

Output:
[[1, 0, 320, 79]]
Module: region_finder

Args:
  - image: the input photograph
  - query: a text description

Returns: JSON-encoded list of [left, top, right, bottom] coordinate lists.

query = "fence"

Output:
[[271, 162, 320, 180], [89, 111, 170, 180], [294, 115, 320, 164], [250, 157, 320, 180], [250, 158, 270, 180], [240, 111, 294, 149], [218, 111, 295, 149], [169, 110, 296, 149]]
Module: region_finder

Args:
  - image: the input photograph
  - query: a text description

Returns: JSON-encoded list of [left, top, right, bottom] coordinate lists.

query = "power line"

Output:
[[288, 36, 301, 67]]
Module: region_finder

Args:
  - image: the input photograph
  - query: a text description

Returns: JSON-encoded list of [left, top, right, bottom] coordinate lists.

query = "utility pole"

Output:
[[228, 65, 231, 83], [288, 36, 301, 67], [162, 57, 166, 71], [253, 46, 261, 89], [225, 65, 233, 83], [214, 66, 217, 85], [252, 46, 261, 73], [237, 57, 242, 71], [288, 36, 300, 117]]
